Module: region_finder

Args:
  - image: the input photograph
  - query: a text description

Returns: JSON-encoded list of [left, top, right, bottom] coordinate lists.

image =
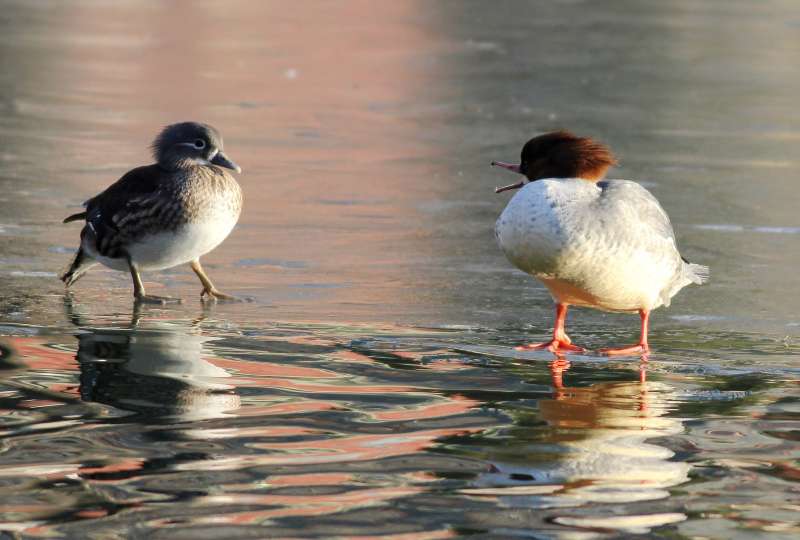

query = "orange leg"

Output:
[[599, 309, 651, 356], [516, 303, 586, 353]]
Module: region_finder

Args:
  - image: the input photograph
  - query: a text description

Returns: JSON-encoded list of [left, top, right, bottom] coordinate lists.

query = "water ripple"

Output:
[[0, 312, 796, 538]]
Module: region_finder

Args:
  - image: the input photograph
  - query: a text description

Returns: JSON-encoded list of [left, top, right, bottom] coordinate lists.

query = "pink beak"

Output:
[[491, 161, 525, 193], [491, 161, 521, 173]]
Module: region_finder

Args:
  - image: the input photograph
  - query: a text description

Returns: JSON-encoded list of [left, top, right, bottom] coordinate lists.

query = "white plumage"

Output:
[[492, 131, 708, 355], [496, 178, 707, 313]]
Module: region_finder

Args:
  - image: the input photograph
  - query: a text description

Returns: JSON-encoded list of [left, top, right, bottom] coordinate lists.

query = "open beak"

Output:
[[491, 161, 525, 193], [211, 150, 242, 174]]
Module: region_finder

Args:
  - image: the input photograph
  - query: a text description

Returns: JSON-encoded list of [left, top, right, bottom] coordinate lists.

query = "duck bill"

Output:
[[494, 181, 525, 194], [491, 161, 524, 193], [491, 161, 522, 174], [211, 150, 242, 173]]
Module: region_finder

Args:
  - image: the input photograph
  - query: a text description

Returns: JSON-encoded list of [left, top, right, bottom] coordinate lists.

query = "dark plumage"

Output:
[[61, 122, 244, 304]]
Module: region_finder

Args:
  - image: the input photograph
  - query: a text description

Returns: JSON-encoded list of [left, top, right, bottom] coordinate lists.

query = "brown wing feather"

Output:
[[81, 165, 170, 258], [84, 165, 165, 213]]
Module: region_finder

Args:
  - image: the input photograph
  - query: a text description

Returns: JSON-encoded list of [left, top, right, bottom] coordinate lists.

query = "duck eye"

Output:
[[193, 139, 206, 149]]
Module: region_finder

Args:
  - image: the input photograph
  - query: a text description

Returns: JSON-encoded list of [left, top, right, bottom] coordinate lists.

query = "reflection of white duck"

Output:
[[77, 321, 240, 421], [472, 372, 689, 508], [492, 131, 708, 354]]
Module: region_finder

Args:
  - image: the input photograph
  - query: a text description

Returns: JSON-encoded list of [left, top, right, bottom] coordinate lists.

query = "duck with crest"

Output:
[[61, 122, 244, 304], [493, 130, 708, 355]]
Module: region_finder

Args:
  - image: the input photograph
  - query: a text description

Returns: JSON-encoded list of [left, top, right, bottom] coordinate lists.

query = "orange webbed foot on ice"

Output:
[[598, 343, 649, 356], [598, 309, 651, 357], [517, 304, 586, 353], [516, 339, 585, 353]]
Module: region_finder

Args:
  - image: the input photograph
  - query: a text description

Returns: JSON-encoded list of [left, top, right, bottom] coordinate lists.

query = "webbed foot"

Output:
[[201, 288, 248, 303], [516, 338, 585, 353], [598, 343, 649, 356]]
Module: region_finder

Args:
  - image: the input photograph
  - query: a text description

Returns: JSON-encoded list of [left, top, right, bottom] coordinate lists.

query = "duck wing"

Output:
[[80, 165, 171, 259]]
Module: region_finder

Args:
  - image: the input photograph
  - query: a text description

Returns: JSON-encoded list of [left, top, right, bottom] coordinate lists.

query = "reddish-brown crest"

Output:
[[520, 130, 618, 182]]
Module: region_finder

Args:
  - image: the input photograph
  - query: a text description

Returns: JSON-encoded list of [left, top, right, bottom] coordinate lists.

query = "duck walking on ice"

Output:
[[61, 122, 243, 304], [493, 131, 708, 355]]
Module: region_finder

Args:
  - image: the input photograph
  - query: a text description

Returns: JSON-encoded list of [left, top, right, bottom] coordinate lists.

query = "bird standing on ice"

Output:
[[61, 122, 243, 304], [492, 131, 708, 355]]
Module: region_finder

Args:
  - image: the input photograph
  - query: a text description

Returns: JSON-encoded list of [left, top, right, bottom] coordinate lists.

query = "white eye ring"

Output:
[[194, 139, 206, 149]]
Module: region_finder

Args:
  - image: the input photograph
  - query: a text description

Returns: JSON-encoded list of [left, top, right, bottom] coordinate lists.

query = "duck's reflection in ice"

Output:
[[67, 301, 240, 421], [471, 358, 689, 512]]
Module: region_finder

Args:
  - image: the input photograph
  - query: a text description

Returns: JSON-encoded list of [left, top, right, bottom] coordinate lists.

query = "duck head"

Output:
[[492, 130, 616, 193], [152, 121, 242, 174]]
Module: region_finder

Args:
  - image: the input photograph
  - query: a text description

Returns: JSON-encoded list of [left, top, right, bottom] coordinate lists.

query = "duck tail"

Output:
[[686, 262, 710, 285], [63, 212, 87, 224], [61, 247, 96, 288]]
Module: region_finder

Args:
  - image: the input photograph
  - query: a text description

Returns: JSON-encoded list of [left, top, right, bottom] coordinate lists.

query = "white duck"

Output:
[[493, 131, 708, 355]]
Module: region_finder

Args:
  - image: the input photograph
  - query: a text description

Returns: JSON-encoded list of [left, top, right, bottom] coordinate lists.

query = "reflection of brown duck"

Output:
[[67, 299, 240, 420], [475, 359, 689, 506], [77, 325, 240, 421]]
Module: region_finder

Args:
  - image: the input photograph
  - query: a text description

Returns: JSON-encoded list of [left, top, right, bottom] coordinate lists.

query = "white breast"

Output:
[[90, 208, 240, 272], [495, 179, 576, 276], [130, 210, 239, 271], [495, 178, 688, 312]]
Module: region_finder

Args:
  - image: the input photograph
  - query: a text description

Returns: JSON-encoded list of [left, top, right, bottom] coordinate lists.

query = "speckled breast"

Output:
[[179, 166, 243, 224], [494, 180, 570, 277]]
